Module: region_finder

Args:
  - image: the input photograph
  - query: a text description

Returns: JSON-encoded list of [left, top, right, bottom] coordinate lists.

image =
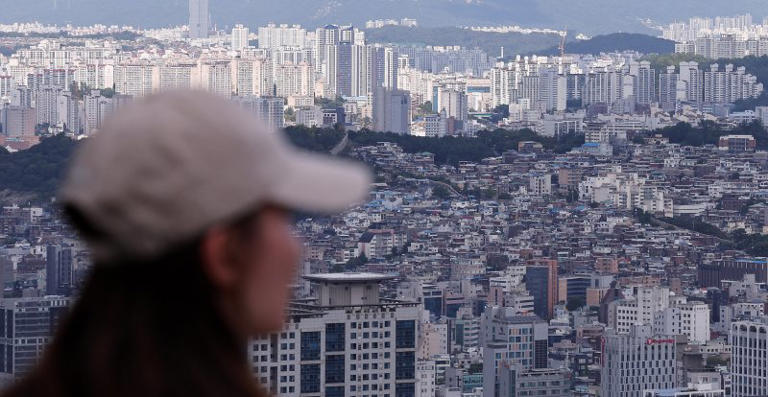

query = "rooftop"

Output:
[[303, 272, 396, 283]]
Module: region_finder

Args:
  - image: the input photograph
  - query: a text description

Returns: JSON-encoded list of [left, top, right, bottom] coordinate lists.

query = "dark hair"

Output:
[[3, 239, 267, 397]]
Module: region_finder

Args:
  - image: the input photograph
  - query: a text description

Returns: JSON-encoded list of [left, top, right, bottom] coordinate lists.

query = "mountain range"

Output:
[[1, 0, 766, 34]]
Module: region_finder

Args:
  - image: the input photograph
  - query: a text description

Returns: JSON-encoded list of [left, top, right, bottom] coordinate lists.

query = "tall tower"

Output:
[[188, 0, 209, 39]]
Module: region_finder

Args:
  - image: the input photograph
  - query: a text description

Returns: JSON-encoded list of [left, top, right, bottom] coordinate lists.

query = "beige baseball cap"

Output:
[[59, 91, 371, 263]]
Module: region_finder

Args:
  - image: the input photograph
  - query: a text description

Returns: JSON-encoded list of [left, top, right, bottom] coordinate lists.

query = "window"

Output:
[[300, 331, 321, 360], [300, 364, 320, 393], [396, 351, 415, 380], [396, 320, 416, 348], [395, 383, 415, 397], [326, 323, 345, 352], [326, 355, 345, 384]]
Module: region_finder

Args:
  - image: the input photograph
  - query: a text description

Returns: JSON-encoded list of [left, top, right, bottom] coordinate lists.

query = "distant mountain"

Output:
[[0, 0, 766, 34], [365, 26, 561, 58], [537, 33, 676, 56]]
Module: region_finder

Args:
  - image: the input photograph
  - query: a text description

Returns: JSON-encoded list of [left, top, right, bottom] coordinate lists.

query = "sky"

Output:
[[1, 0, 766, 34]]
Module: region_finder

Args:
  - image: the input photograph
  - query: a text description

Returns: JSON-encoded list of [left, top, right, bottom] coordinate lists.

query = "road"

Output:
[[330, 133, 349, 156]]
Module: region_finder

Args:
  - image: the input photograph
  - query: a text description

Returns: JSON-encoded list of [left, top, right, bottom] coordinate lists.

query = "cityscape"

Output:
[[3, 1, 768, 397]]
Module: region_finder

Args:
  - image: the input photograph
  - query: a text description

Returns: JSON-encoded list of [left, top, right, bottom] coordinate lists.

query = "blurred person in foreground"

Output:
[[4, 91, 371, 397]]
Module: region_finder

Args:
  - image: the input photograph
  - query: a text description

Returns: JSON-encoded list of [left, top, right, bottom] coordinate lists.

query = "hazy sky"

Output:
[[1, 0, 766, 34]]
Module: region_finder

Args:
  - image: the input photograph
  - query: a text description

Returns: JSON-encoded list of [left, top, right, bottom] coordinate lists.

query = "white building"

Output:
[[113, 63, 153, 97], [529, 173, 552, 197], [373, 87, 410, 134], [83, 90, 113, 134], [295, 106, 323, 128], [273, 62, 315, 98], [231, 24, 250, 52], [249, 273, 420, 397], [653, 300, 710, 344], [730, 319, 768, 397], [423, 114, 446, 138], [156, 63, 195, 91], [609, 286, 671, 334], [481, 307, 548, 397], [199, 61, 232, 97], [602, 325, 678, 397], [419, 320, 448, 358], [579, 169, 672, 215], [416, 360, 436, 397], [258, 24, 307, 50], [437, 89, 468, 122], [233, 96, 285, 130], [643, 383, 725, 397], [1, 106, 35, 137], [231, 58, 267, 97]]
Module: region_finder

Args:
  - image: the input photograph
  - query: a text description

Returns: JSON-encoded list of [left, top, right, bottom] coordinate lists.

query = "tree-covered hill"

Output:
[[538, 33, 676, 56], [366, 26, 560, 57], [0, 135, 79, 202], [0, 127, 586, 202], [348, 129, 584, 166]]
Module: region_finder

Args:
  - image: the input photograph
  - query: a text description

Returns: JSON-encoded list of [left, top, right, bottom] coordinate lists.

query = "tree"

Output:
[[345, 254, 368, 271], [101, 87, 115, 98], [635, 209, 653, 225], [432, 184, 452, 200], [314, 95, 345, 109], [706, 355, 729, 368], [284, 107, 296, 122], [566, 296, 586, 311], [493, 104, 510, 119], [565, 188, 579, 203]]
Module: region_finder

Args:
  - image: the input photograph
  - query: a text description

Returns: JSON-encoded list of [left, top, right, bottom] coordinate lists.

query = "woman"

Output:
[[4, 91, 371, 397]]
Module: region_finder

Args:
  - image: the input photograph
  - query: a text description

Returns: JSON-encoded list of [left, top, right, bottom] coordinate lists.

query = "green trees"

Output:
[[0, 134, 78, 201], [347, 128, 584, 166], [729, 229, 768, 257], [417, 102, 434, 115], [432, 184, 453, 200], [653, 121, 768, 149], [547, 33, 674, 56], [566, 296, 586, 311], [0, 126, 586, 202], [284, 107, 296, 122], [284, 126, 345, 153]]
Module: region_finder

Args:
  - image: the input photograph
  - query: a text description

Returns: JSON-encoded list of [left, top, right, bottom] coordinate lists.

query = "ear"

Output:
[[200, 227, 240, 289]]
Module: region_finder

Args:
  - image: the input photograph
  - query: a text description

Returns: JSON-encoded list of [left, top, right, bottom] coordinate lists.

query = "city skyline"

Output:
[[2, 6, 768, 397], [0, 0, 765, 35]]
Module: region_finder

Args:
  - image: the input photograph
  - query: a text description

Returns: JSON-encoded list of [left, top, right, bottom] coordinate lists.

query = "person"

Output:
[[4, 91, 371, 397]]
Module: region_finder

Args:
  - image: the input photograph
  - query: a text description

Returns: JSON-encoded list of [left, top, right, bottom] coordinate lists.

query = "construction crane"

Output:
[[558, 27, 568, 58]]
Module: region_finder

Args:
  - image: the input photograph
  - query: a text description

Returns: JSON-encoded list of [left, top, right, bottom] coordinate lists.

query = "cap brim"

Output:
[[268, 150, 372, 214]]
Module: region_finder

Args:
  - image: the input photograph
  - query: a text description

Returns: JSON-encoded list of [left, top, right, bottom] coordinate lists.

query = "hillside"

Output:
[[538, 33, 676, 56], [0, 135, 78, 202], [366, 26, 560, 57], [0, 126, 585, 202]]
